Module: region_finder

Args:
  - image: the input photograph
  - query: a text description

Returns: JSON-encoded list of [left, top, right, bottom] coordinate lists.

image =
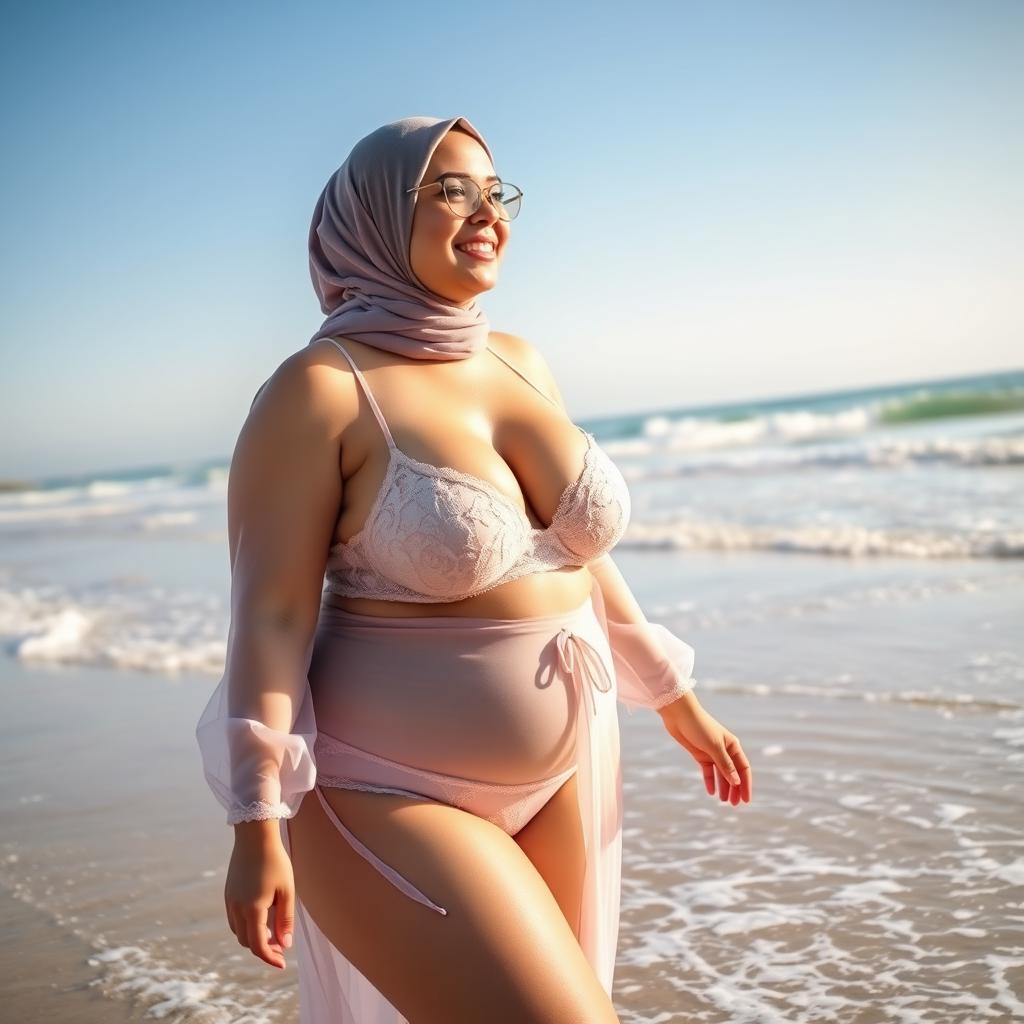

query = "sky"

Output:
[[1, 0, 1021, 480]]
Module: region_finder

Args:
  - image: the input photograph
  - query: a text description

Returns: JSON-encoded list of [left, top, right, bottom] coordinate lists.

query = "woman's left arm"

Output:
[[586, 552, 751, 805]]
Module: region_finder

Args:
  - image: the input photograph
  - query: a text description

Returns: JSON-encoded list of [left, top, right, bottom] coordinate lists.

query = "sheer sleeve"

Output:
[[587, 552, 697, 716], [193, 355, 348, 826], [195, 614, 318, 824]]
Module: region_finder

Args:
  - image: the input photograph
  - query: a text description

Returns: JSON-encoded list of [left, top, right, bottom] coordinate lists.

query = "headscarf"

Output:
[[307, 115, 495, 362]]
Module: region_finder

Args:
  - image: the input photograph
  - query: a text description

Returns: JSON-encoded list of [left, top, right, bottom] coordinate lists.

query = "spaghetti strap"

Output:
[[316, 337, 397, 450], [486, 344, 559, 408]]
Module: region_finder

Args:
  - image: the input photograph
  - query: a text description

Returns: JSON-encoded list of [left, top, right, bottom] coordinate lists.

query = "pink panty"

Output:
[[311, 731, 579, 915]]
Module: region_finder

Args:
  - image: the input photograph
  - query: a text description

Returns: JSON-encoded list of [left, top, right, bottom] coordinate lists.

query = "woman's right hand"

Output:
[[224, 824, 295, 969]]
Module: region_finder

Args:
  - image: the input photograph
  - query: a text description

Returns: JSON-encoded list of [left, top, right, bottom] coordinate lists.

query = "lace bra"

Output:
[[318, 338, 632, 603]]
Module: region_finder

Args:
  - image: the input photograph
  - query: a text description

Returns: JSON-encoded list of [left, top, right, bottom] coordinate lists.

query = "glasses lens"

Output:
[[442, 177, 522, 221], [493, 182, 522, 221]]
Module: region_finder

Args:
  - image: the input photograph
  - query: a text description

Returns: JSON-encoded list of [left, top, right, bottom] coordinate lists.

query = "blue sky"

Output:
[[1, 0, 1020, 479]]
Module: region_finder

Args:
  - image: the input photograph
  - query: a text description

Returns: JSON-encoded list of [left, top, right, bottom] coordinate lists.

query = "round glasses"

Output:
[[406, 175, 524, 221]]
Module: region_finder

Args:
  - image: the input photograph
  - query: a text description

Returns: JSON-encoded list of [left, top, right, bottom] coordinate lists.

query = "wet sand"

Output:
[[2, 549, 1022, 1022]]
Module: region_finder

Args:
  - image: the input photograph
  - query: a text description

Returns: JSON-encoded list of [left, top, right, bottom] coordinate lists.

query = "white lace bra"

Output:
[[318, 338, 631, 603]]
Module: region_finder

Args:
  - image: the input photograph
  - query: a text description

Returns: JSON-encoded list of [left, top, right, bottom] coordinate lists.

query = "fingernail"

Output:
[[283, 933, 292, 948]]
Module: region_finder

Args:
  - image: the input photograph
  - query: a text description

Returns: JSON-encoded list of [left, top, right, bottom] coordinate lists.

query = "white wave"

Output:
[[606, 431, 1024, 475], [690, 678, 1022, 713], [138, 510, 198, 530], [631, 402, 877, 455], [620, 519, 1024, 559], [0, 499, 138, 524], [0, 582, 226, 674]]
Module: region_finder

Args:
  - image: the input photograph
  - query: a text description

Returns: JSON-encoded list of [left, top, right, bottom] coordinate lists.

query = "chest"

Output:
[[340, 363, 592, 535], [320, 337, 632, 600]]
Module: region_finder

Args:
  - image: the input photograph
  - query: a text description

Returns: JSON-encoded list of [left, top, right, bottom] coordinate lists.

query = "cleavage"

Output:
[[337, 421, 538, 546]]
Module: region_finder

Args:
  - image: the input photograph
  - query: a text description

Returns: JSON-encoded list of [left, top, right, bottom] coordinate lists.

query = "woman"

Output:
[[196, 115, 752, 1023]]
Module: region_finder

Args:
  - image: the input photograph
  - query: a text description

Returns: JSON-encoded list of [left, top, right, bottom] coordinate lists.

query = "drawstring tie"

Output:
[[556, 626, 613, 718]]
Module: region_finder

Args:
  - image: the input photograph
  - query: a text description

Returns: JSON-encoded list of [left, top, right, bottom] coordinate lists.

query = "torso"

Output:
[[314, 332, 594, 619]]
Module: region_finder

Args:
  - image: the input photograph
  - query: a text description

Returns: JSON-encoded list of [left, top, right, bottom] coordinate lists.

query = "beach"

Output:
[[2, 370, 1022, 1022]]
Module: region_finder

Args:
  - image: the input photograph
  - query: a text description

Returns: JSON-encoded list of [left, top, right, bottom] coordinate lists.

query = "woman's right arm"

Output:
[[194, 345, 350, 965]]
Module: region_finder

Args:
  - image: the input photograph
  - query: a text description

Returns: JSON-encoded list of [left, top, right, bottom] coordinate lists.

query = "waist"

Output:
[[318, 588, 596, 635], [323, 565, 595, 620]]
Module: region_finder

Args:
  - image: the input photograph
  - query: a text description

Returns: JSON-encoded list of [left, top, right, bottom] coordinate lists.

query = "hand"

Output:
[[224, 829, 296, 969], [658, 697, 752, 806]]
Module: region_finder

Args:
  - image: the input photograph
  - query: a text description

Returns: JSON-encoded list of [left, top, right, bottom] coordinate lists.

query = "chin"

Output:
[[469, 278, 497, 298], [451, 266, 498, 291]]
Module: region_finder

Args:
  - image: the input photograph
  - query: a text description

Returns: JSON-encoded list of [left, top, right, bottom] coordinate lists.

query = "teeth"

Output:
[[457, 242, 495, 253]]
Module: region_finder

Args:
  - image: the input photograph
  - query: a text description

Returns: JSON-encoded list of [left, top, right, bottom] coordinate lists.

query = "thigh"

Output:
[[286, 785, 618, 1024], [512, 772, 587, 941]]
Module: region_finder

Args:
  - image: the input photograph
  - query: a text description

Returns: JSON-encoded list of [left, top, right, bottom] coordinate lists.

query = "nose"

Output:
[[468, 189, 503, 228]]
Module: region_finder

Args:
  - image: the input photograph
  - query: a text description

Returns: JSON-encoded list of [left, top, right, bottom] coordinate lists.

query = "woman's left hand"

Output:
[[657, 695, 752, 805]]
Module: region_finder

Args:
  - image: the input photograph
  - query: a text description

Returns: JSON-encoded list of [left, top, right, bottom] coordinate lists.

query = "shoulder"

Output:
[[246, 340, 357, 435], [488, 331, 566, 410]]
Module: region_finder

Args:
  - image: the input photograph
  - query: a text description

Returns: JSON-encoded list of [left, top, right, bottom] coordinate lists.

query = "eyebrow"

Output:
[[435, 171, 501, 183]]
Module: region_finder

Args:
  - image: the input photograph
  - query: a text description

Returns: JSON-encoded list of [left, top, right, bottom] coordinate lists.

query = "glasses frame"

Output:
[[405, 174, 524, 221]]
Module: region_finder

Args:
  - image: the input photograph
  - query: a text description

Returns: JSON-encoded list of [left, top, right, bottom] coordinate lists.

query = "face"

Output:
[[408, 127, 510, 309]]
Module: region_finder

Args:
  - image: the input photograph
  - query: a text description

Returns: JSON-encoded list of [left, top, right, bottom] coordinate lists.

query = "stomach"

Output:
[[323, 564, 595, 620]]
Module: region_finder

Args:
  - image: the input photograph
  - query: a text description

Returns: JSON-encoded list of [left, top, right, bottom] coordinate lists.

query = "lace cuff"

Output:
[[195, 635, 318, 826], [587, 554, 698, 715], [228, 799, 296, 825], [605, 617, 697, 714]]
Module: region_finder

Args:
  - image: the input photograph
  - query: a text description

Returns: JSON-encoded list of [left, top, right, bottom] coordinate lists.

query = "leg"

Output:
[[286, 784, 620, 1024], [512, 772, 587, 941]]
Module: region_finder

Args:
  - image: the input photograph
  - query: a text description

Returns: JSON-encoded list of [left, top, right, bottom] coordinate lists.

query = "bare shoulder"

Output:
[[489, 331, 567, 411], [247, 340, 358, 436]]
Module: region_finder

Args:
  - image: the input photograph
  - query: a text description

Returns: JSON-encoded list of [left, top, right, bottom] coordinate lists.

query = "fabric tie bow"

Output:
[[556, 627, 614, 719]]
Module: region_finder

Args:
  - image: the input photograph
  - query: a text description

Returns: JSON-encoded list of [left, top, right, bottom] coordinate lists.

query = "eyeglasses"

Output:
[[405, 175, 524, 221]]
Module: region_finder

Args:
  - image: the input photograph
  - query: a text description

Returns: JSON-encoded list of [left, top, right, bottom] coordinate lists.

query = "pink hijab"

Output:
[[307, 115, 495, 362]]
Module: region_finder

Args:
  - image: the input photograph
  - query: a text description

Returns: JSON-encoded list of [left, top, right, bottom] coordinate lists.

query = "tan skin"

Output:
[[222, 127, 751, 1022]]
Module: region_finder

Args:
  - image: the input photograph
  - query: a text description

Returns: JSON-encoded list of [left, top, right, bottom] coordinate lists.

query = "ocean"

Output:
[[2, 366, 1022, 1022]]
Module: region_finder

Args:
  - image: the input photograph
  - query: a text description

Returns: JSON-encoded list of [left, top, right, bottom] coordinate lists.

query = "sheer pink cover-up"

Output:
[[195, 320, 697, 1023], [196, 565, 696, 1023]]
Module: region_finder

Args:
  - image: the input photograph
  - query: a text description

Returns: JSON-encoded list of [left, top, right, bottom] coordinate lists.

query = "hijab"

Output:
[[307, 115, 495, 362]]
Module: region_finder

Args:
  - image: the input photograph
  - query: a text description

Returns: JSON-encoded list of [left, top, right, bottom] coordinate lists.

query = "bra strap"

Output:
[[486, 344, 559, 409], [317, 338, 397, 449]]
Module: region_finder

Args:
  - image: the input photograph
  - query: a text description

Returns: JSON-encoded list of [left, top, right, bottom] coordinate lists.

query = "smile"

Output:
[[454, 245, 496, 262]]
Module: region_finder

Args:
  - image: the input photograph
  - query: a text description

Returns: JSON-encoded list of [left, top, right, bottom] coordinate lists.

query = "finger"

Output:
[[233, 909, 249, 949], [725, 737, 753, 802], [735, 765, 751, 803], [716, 765, 733, 802], [272, 886, 296, 951], [716, 766, 731, 802], [715, 747, 742, 789], [246, 905, 285, 969], [700, 760, 716, 797], [265, 903, 284, 955]]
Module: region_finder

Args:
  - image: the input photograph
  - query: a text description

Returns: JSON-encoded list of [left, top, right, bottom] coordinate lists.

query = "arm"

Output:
[[498, 333, 698, 716], [585, 551, 698, 716], [195, 348, 348, 831]]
